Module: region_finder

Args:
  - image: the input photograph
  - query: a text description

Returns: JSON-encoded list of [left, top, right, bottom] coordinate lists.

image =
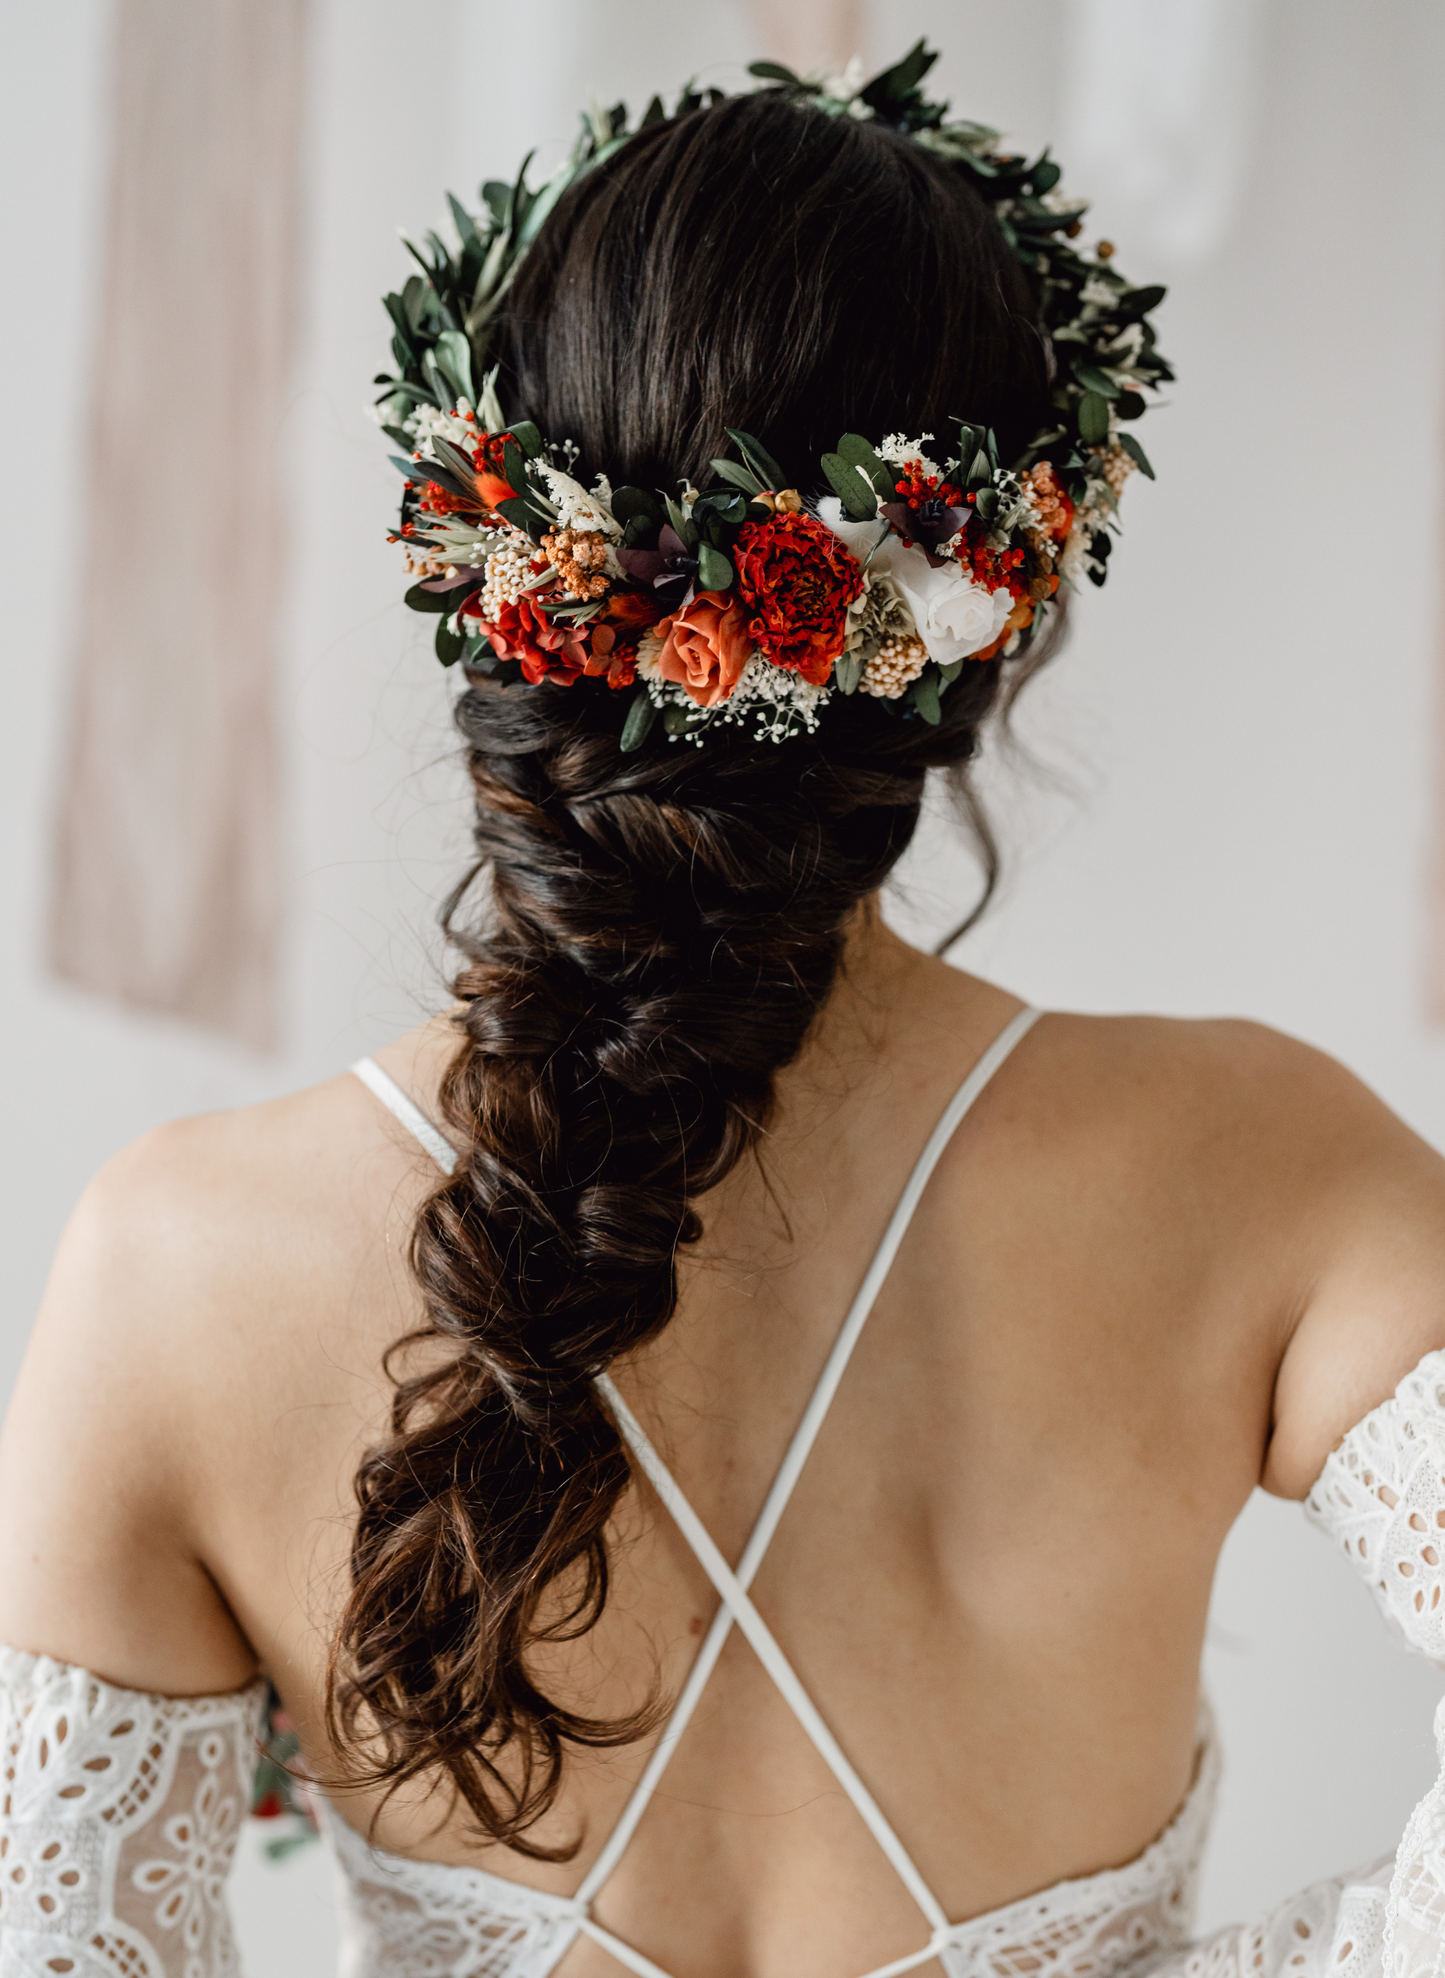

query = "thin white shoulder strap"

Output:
[[351, 1057, 459, 1176], [738, 1002, 1042, 1552]]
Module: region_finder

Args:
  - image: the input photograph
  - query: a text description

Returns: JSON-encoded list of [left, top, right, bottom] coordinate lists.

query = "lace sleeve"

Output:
[[0, 1644, 266, 1977], [1304, 1348, 1445, 1661]]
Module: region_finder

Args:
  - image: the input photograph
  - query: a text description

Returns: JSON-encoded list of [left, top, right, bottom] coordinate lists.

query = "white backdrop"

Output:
[[3, 2, 1444, 1970]]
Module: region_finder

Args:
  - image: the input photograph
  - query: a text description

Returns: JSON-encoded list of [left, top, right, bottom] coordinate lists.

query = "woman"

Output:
[[0, 51, 1441, 1978]]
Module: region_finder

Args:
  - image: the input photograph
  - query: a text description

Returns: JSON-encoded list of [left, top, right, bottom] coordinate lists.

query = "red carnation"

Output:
[[465, 594, 589, 685], [732, 510, 862, 686]]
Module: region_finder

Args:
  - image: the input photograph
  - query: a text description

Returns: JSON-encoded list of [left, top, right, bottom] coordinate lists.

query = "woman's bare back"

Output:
[[3, 920, 1444, 1978]]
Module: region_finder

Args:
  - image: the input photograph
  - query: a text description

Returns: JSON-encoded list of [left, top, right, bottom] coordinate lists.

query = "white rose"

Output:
[[818, 497, 1013, 665]]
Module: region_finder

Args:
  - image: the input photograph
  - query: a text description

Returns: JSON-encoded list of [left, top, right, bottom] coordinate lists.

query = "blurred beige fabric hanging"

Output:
[[745, 0, 863, 78], [49, 0, 310, 1051]]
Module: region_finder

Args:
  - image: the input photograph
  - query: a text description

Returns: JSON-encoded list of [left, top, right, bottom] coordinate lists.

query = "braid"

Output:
[[327, 671, 1011, 1849]]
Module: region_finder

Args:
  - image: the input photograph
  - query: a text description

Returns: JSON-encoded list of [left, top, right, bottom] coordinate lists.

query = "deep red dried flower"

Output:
[[732, 510, 862, 685]]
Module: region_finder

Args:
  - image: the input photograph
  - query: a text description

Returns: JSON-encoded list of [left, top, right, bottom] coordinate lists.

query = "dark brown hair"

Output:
[[329, 89, 1058, 1851]]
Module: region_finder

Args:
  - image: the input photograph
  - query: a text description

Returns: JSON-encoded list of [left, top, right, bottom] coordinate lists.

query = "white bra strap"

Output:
[[740, 1004, 1040, 1570], [598, 1373, 949, 1933], [351, 1058, 459, 1176]]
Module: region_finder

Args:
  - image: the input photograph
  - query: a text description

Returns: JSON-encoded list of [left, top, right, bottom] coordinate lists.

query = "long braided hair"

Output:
[[328, 88, 1058, 1853]]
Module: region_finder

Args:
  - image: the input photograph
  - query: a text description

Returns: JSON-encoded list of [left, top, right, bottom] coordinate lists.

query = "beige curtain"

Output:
[[49, 0, 310, 1051], [745, 0, 864, 77]]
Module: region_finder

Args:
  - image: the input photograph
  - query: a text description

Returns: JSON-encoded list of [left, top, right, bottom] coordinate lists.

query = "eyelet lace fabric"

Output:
[[323, 1710, 1219, 1978], [0, 1645, 265, 1978]]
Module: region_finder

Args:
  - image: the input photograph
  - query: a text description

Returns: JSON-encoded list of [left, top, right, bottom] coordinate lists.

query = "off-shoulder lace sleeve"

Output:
[[1290, 1348, 1445, 1978], [1304, 1347, 1445, 1661], [0, 1645, 266, 1977]]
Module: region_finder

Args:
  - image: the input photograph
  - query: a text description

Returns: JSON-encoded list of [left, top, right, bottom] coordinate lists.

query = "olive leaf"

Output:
[[1117, 432, 1155, 480], [748, 59, 808, 85], [724, 426, 785, 492], [710, 457, 764, 497]]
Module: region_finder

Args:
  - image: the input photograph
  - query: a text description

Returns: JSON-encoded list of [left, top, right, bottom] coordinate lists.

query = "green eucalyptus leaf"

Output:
[[508, 419, 543, 458], [619, 689, 658, 752], [1077, 392, 1111, 445], [1117, 432, 1155, 479], [911, 669, 942, 725], [611, 485, 663, 528], [938, 659, 964, 687], [1115, 390, 1146, 422], [694, 488, 748, 530], [435, 619, 465, 666], [836, 433, 893, 501], [834, 651, 864, 696], [748, 59, 806, 84], [821, 453, 878, 521], [662, 704, 695, 736], [696, 543, 734, 591]]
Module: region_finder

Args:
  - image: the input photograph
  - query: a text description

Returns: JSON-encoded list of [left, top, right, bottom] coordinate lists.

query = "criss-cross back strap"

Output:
[[351, 1004, 1041, 1966]]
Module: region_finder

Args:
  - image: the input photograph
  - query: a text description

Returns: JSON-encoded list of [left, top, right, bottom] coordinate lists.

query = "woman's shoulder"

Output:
[[1009, 1005, 1445, 1496], [0, 1038, 445, 1690]]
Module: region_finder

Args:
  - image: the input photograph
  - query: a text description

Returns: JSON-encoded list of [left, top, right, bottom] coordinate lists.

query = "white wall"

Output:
[[2, 0, 1444, 1968]]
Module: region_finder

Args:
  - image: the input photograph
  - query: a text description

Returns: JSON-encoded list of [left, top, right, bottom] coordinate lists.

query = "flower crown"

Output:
[[374, 43, 1170, 749]]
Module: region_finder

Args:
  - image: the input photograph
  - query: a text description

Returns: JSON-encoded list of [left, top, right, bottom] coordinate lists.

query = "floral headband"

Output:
[[373, 43, 1170, 748]]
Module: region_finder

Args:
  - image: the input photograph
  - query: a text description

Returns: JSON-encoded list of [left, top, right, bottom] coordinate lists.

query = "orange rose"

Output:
[[654, 590, 752, 707]]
